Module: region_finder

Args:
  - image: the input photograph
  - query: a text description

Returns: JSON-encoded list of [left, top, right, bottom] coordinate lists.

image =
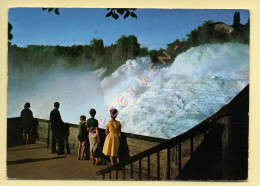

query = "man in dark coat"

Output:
[[50, 102, 65, 155], [20, 102, 34, 144]]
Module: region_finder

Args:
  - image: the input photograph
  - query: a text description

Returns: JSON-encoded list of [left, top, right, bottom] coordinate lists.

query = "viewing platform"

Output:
[[6, 85, 249, 180], [7, 143, 150, 180], [7, 143, 106, 180]]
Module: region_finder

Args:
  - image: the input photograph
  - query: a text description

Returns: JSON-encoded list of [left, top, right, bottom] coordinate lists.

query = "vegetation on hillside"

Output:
[[8, 11, 249, 77]]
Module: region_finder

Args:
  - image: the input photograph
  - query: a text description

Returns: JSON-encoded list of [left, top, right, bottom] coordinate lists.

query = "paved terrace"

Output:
[[7, 143, 110, 180], [7, 143, 147, 180]]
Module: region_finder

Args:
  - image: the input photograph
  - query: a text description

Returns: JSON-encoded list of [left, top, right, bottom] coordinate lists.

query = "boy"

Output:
[[77, 115, 88, 160]]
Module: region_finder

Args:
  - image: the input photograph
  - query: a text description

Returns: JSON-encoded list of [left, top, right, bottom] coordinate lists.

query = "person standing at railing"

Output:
[[50, 102, 65, 155], [87, 108, 100, 165], [77, 115, 88, 160], [20, 102, 34, 144], [102, 108, 121, 165]]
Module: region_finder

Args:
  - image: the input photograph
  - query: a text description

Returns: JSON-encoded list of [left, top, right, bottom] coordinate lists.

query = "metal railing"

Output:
[[96, 85, 249, 180], [97, 119, 219, 180]]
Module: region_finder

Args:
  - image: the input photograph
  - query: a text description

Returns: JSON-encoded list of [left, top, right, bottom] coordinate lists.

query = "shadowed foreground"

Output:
[[7, 143, 108, 180], [7, 143, 147, 180]]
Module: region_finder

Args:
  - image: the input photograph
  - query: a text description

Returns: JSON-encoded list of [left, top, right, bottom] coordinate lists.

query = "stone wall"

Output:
[[7, 117, 168, 178], [6, 117, 205, 179]]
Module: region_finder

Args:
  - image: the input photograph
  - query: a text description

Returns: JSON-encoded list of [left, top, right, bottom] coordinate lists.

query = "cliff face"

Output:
[[213, 22, 234, 35]]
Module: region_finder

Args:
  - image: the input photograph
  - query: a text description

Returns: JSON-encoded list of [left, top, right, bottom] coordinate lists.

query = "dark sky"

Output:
[[8, 8, 249, 50]]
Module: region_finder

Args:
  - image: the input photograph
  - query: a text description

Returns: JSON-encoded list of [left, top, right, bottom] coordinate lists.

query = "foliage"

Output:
[[139, 47, 149, 57], [106, 8, 137, 20], [164, 17, 249, 64], [90, 38, 105, 56], [116, 35, 140, 58], [8, 22, 13, 41], [233, 11, 241, 28], [41, 8, 137, 19], [42, 8, 60, 15], [8, 11, 249, 77], [8, 35, 140, 77]]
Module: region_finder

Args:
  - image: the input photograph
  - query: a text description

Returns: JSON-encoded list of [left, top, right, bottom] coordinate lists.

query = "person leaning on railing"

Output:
[[102, 108, 122, 165]]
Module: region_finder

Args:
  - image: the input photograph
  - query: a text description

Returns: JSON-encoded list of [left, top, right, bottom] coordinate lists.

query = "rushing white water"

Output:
[[7, 43, 249, 139], [100, 43, 249, 138]]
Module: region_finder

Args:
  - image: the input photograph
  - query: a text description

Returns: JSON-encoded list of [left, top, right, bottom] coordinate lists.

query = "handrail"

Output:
[[96, 84, 249, 178], [96, 120, 214, 176]]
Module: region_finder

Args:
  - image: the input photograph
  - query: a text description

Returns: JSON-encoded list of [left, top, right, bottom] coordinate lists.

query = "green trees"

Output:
[[8, 11, 249, 76], [116, 35, 140, 58], [233, 11, 241, 28], [8, 35, 141, 76], [90, 38, 105, 56], [231, 12, 249, 44], [148, 50, 158, 62], [139, 47, 149, 57]]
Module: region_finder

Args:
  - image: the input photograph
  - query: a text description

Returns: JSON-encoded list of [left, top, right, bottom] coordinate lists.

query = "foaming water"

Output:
[[8, 43, 249, 139], [7, 62, 107, 124], [101, 43, 249, 138]]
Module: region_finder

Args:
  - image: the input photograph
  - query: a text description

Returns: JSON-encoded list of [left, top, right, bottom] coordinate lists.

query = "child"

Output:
[[87, 108, 100, 165], [103, 109, 121, 165], [77, 115, 88, 160]]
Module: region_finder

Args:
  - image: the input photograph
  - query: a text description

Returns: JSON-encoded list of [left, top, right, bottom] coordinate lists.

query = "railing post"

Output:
[[139, 159, 142, 180], [190, 137, 193, 157], [109, 172, 111, 180], [102, 173, 105, 180], [148, 155, 151, 180], [130, 162, 133, 180], [167, 147, 171, 180], [123, 166, 126, 180], [116, 169, 118, 180], [175, 146, 178, 165], [178, 143, 182, 174], [157, 151, 160, 180]]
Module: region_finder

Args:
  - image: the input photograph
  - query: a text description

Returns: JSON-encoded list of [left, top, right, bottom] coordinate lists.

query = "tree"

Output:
[[233, 11, 241, 28], [127, 35, 140, 57], [148, 49, 158, 63], [90, 38, 105, 56], [8, 22, 13, 41], [116, 35, 129, 54], [139, 47, 149, 56], [245, 18, 250, 29], [116, 35, 140, 57]]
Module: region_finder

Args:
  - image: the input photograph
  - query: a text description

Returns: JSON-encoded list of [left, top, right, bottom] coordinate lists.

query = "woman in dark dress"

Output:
[[20, 102, 34, 144]]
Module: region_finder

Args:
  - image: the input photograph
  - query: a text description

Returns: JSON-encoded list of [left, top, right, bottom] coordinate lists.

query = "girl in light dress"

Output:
[[102, 109, 121, 165]]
